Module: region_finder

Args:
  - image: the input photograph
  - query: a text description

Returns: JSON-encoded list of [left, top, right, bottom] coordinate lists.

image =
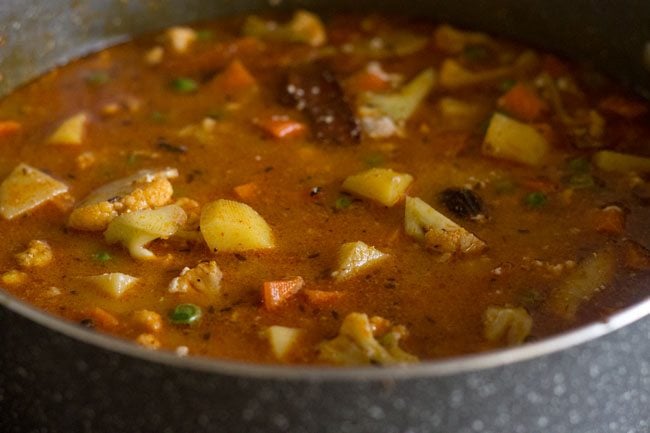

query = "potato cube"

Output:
[[342, 168, 413, 207], [47, 112, 88, 145], [86, 272, 139, 298], [592, 150, 650, 173], [482, 112, 549, 166], [266, 326, 303, 361], [332, 241, 389, 281], [0, 163, 69, 219], [200, 199, 275, 252]]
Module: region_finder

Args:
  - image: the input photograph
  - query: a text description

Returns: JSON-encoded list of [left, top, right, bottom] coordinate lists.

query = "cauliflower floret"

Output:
[[318, 312, 418, 366], [68, 168, 178, 231], [15, 240, 53, 268], [405, 196, 486, 258], [104, 204, 187, 260], [168, 261, 223, 296], [483, 306, 533, 346]]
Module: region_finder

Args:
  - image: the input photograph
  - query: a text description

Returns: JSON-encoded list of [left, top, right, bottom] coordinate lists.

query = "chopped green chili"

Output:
[[335, 195, 353, 210], [85, 71, 110, 86], [462, 44, 489, 62], [568, 173, 596, 189], [363, 152, 385, 167], [170, 77, 199, 93], [493, 179, 517, 194], [567, 157, 591, 173], [150, 111, 167, 123], [499, 78, 517, 92], [524, 191, 547, 208], [169, 304, 202, 325], [126, 153, 139, 165], [93, 251, 112, 262]]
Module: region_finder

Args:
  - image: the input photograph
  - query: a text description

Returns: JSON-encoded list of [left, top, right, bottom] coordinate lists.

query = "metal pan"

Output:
[[1, 1, 649, 432]]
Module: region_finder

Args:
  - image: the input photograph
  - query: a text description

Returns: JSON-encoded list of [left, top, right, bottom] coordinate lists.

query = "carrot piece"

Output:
[[599, 95, 648, 118], [84, 307, 119, 330], [623, 241, 650, 271], [593, 205, 626, 235], [263, 276, 305, 310], [541, 55, 569, 78], [346, 69, 391, 93], [233, 182, 260, 201], [212, 59, 256, 92], [521, 177, 558, 193], [0, 120, 21, 137], [256, 116, 307, 139], [302, 289, 345, 305], [498, 83, 547, 121]]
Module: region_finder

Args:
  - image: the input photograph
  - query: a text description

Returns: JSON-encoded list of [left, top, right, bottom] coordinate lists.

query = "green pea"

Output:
[[169, 304, 202, 325], [568, 173, 595, 189], [567, 157, 591, 173]]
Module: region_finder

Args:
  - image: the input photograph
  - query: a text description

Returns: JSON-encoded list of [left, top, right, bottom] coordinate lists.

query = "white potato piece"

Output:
[[404, 196, 486, 256], [69, 168, 178, 231], [483, 306, 533, 345], [200, 199, 275, 253], [482, 113, 549, 166], [86, 272, 139, 298], [592, 150, 650, 173], [545, 250, 616, 320], [0, 163, 69, 220], [332, 241, 389, 281], [266, 325, 303, 361], [104, 204, 187, 259], [47, 112, 88, 145], [342, 168, 413, 207]]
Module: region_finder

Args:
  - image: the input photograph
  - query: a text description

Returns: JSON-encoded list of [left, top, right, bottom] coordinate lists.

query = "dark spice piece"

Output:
[[440, 188, 484, 218], [281, 63, 360, 145], [158, 140, 188, 154]]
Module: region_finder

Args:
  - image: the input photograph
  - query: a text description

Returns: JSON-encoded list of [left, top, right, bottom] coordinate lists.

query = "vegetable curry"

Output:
[[1, 11, 649, 365]]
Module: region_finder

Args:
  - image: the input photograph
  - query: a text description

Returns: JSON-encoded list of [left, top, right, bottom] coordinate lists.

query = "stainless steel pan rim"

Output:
[[2, 287, 648, 381]]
